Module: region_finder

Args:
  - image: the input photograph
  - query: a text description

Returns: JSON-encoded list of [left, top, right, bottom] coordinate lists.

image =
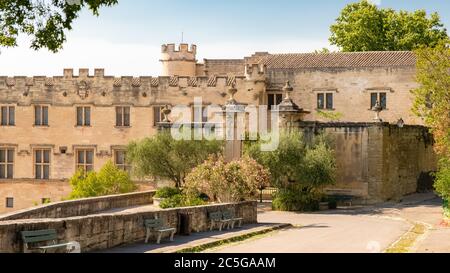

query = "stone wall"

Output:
[[203, 59, 246, 76], [0, 69, 260, 184], [0, 180, 155, 215], [0, 190, 155, 221], [299, 122, 437, 203], [267, 66, 422, 125], [376, 125, 436, 202], [0, 201, 257, 253]]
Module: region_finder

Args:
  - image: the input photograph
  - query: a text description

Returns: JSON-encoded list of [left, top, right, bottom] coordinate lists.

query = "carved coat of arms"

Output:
[[77, 81, 89, 99]]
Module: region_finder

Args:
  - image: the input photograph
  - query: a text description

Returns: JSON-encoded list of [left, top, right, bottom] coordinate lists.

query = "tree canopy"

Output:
[[184, 155, 270, 203], [412, 40, 450, 202], [330, 0, 448, 52], [127, 131, 224, 188], [244, 130, 336, 189], [0, 0, 118, 52]]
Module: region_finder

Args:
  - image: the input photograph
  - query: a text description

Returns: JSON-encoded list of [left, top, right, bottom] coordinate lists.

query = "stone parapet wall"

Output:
[[0, 181, 155, 215], [0, 191, 155, 221], [0, 201, 257, 253], [298, 122, 437, 204]]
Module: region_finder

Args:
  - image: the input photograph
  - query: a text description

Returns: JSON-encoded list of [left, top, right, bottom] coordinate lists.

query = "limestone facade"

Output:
[[0, 43, 430, 212]]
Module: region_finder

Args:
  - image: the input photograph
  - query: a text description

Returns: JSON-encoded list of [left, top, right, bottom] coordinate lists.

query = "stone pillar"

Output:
[[223, 84, 246, 162]]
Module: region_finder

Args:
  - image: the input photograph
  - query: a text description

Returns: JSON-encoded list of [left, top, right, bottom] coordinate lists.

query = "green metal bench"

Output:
[[144, 218, 176, 244], [222, 210, 243, 229], [21, 229, 80, 253], [329, 195, 354, 207], [208, 212, 231, 231], [209, 211, 243, 231]]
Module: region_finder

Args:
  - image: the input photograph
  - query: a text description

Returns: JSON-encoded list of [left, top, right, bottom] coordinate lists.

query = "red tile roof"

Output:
[[254, 51, 416, 69]]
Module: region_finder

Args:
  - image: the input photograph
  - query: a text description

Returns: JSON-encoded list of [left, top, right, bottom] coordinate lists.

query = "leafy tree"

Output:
[[412, 40, 450, 204], [245, 130, 336, 211], [330, 0, 448, 52], [245, 131, 305, 187], [127, 131, 224, 188], [0, 0, 118, 52], [69, 161, 137, 199], [184, 155, 270, 203]]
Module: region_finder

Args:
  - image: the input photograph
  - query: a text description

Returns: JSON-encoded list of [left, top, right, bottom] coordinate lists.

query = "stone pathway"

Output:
[[98, 223, 289, 253]]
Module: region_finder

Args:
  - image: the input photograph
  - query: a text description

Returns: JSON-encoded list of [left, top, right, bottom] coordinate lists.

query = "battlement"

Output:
[[161, 43, 197, 55], [0, 69, 248, 91], [245, 63, 267, 81], [161, 43, 198, 77]]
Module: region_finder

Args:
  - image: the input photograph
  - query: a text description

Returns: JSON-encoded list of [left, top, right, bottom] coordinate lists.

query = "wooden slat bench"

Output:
[[144, 219, 176, 244], [21, 229, 80, 253]]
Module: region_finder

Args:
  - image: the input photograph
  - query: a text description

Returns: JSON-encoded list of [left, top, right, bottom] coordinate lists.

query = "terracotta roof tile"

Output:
[[254, 51, 416, 69]]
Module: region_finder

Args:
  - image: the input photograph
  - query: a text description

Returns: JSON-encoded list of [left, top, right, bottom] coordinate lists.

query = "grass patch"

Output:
[[384, 222, 428, 253], [175, 224, 292, 253]]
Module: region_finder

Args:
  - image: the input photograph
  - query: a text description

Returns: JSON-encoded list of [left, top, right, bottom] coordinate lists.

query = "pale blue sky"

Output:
[[0, 0, 448, 76]]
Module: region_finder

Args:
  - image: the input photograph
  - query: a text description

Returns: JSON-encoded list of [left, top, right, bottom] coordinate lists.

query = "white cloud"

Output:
[[0, 38, 336, 77]]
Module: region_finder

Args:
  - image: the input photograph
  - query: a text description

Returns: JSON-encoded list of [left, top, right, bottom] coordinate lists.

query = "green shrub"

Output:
[[272, 185, 321, 212], [155, 187, 182, 199], [159, 194, 206, 209], [444, 199, 450, 218], [69, 161, 137, 200], [435, 159, 450, 203]]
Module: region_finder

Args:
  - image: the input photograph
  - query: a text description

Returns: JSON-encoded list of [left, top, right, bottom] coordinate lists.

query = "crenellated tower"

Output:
[[160, 43, 197, 77], [244, 63, 267, 96]]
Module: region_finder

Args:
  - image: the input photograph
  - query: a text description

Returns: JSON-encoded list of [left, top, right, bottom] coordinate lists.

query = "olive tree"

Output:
[[127, 131, 224, 188]]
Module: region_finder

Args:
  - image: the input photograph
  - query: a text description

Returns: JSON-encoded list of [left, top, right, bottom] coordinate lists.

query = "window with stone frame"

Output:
[[114, 150, 131, 172], [370, 92, 387, 110], [1, 106, 15, 126], [116, 106, 131, 127], [0, 148, 14, 179], [35, 149, 50, 180], [76, 149, 94, 173], [35, 105, 49, 126], [76, 106, 91, 126], [6, 197, 13, 208], [153, 106, 165, 126], [267, 93, 283, 110], [317, 93, 334, 110]]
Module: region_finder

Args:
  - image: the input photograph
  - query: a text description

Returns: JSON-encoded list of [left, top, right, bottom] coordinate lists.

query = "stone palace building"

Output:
[[0, 43, 436, 213]]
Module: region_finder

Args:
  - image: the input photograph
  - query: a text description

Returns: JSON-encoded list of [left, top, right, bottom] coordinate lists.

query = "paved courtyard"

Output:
[[100, 193, 450, 253], [210, 209, 410, 253], [210, 193, 450, 253]]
